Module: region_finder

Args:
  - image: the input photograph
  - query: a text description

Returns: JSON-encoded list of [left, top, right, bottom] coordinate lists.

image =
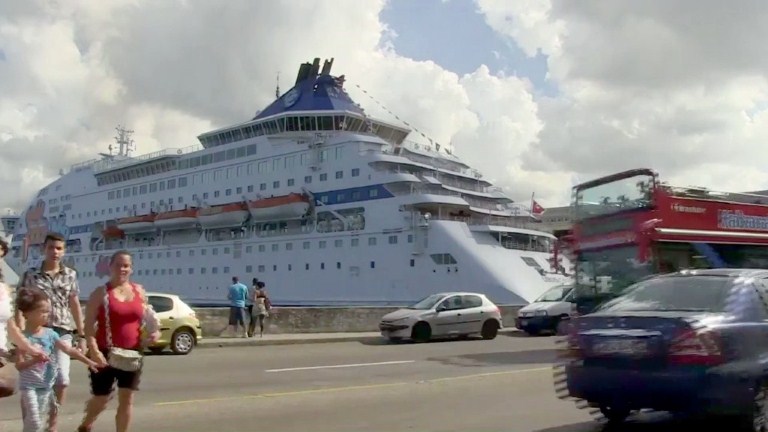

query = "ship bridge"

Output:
[[197, 58, 411, 149]]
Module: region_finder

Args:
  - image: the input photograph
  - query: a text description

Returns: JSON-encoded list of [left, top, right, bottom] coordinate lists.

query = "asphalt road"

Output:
[[0, 333, 718, 431]]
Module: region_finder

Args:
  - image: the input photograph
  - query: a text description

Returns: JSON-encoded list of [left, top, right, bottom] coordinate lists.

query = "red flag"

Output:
[[531, 200, 545, 216]]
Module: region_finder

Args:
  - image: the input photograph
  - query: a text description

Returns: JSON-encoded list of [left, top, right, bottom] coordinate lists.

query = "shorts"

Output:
[[89, 350, 142, 396], [251, 313, 266, 325], [52, 332, 72, 387], [228, 306, 246, 326]]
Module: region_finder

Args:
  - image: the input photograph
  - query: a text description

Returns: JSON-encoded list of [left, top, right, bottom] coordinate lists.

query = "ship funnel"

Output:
[[295, 62, 312, 85], [321, 58, 334, 75], [308, 57, 321, 79]]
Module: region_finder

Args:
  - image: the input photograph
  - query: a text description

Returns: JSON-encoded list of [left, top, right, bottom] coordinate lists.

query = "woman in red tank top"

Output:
[[78, 250, 160, 432]]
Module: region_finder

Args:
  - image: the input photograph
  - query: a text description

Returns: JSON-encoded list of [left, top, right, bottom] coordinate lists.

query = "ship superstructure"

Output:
[[6, 57, 571, 306]]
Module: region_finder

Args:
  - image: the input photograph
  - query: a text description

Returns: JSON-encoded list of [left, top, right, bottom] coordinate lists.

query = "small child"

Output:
[[15, 288, 102, 432]]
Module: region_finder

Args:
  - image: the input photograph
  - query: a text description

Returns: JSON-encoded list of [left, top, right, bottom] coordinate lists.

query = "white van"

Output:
[[515, 284, 576, 335]]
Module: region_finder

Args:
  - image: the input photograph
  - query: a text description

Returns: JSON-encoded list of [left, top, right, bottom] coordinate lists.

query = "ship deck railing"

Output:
[[67, 144, 204, 174], [362, 148, 482, 179], [431, 213, 546, 231]]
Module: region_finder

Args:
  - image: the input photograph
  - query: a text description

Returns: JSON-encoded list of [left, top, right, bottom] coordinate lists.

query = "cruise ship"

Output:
[[5, 57, 571, 306]]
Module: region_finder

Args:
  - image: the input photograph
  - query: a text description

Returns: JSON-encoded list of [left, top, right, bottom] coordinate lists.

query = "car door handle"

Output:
[[457, 313, 462, 316], [169, 317, 174, 320]]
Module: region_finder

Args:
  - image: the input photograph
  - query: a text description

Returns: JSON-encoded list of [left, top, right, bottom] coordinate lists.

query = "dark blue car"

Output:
[[562, 268, 768, 430]]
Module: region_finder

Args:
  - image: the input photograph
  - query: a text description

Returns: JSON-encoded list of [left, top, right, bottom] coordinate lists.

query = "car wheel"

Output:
[[481, 320, 499, 340], [599, 405, 630, 423], [171, 328, 196, 355], [411, 322, 431, 343]]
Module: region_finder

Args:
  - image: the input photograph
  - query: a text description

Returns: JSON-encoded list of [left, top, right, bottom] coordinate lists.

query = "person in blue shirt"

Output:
[[226, 277, 249, 338]]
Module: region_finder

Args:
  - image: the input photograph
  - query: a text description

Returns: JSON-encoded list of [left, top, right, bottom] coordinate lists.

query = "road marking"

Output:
[[155, 365, 553, 406], [264, 360, 416, 373]]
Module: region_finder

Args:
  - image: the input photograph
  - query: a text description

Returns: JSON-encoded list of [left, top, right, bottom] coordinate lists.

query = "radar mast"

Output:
[[114, 125, 135, 157]]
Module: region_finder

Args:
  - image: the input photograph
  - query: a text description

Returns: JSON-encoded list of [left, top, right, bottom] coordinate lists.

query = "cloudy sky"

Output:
[[2, 0, 768, 214]]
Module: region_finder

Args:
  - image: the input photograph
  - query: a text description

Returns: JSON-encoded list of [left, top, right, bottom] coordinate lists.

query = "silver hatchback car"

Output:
[[378, 292, 503, 343]]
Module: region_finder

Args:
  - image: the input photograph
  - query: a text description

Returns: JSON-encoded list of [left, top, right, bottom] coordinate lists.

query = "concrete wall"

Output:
[[194, 305, 523, 336]]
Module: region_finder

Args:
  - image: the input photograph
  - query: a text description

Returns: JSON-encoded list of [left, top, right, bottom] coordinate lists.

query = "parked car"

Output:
[[146, 292, 202, 355], [378, 292, 503, 343], [516, 284, 575, 335], [563, 269, 768, 428]]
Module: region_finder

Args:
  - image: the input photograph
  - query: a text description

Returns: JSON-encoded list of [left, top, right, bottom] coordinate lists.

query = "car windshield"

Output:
[[534, 286, 573, 302], [596, 275, 735, 313], [408, 294, 445, 310]]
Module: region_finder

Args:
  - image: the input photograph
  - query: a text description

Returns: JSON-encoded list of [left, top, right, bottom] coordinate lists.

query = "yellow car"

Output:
[[146, 292, 203, 355]]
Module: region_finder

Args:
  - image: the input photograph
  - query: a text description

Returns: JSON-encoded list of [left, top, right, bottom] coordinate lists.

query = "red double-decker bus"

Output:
[[567, 168, 768, 310]]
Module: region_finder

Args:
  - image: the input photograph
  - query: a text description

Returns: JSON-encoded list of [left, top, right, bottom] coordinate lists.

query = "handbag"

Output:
[[103, 286, 143, 372], [0, 355, 17, 398]]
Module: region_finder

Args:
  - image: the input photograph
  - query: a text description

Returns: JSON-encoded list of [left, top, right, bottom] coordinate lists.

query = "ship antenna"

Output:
[[114, 125, 135, 157], [275, 72, 280, 99]]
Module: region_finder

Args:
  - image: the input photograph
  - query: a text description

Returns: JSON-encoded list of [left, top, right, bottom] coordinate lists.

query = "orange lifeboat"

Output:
[[117, 214, 156, 233], [153, 208, 199, 230], [248, 193, 310, 222], [102, 225, 125, 239], [197, 203, 249, 229]]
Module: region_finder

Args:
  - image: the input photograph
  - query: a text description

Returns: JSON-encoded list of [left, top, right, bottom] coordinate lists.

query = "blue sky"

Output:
[[381, 0, 556, 96]]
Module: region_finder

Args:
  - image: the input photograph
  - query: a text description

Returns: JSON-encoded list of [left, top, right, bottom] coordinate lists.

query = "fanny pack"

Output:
[[106, 347, 142, 372]]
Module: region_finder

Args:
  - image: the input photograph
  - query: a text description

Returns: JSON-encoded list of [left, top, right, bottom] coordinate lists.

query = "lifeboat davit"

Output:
[[154, 208, 199, 230], [248, 193, 310, 222], [197, 203, 249, 229], [117, 214, 156, 233]]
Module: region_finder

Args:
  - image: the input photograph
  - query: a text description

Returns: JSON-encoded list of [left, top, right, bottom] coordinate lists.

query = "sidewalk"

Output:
[[197, 328, 520, 348]]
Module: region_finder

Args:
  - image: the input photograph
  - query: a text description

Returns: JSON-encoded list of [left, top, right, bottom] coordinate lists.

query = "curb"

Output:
[[196, 328, 521, 349], [197, 334, 383, 348]]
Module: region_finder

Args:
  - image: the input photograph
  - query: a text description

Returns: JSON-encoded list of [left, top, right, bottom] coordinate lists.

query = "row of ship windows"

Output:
[[73, 235, 415, 265], [199, 115, 372, 149], [130, 261, 376, 277], [96, 140, 346, 187], [104, 167, 358, 201], [77, 254, 459, 279], [67, 168, 363, 220]]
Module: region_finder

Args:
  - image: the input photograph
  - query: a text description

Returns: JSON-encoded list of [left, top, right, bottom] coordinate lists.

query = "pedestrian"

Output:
[[227, 277, 248, 338], [14, 232, 85, 431], [251, 282, 271, 338], [77, 250, 160, 432], [245, 278, 257, 337], [1, 239, 48, 400], [246, 278, 259, 338], [14, 288, 101, 432]]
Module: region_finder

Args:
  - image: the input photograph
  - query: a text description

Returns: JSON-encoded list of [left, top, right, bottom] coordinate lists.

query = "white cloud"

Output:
[[0, 0, 549, 213], [9, 0, 768, 217], [476, 0, 768, 205]]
